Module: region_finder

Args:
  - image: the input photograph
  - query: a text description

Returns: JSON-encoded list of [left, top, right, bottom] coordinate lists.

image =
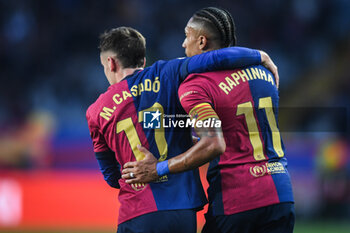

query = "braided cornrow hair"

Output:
[[193, 7, 237, 47]]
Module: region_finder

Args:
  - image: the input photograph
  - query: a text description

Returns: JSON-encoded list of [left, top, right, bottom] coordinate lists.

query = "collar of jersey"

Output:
[[122, 68, 144, 81]]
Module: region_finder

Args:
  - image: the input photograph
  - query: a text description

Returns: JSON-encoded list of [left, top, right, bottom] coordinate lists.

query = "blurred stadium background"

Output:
[[0, 0, 349, 232]]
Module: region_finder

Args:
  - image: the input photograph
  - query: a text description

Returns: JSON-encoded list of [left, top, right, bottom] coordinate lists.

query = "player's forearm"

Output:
[[185, 47, 261, 75], [167, 134, 225, 174], [212, 46, 262, 69], [95, 150, 121, 189], [122, 126, 225, 182]]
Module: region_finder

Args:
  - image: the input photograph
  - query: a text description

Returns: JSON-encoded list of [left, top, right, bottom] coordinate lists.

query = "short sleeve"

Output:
[[86, 110, 109, 152]]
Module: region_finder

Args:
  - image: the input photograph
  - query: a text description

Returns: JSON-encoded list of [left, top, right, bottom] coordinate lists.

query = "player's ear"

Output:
[[142, 57, 146, 68], [198, 35, 208, 50], [107, 56, 118, 72]]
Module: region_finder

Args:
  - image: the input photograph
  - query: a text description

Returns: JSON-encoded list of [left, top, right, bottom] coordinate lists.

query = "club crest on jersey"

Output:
[[190, 111, 199, 120], [143, 110, 161, 129], [249, 164, 267, 177], [131, 183, 147, 191]]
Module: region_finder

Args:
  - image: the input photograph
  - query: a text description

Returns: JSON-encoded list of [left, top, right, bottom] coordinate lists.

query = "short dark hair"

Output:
[[99, 27, 146, 68], [192, 7, 236, 48]]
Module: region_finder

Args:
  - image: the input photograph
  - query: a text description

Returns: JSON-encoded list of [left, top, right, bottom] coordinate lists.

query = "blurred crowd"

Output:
[[1, 0, 349, 130], [0, 0, 349, 165]]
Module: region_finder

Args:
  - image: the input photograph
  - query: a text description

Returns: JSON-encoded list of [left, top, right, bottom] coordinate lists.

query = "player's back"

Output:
[[210, 64, 283, 165], [180, 65, 293, 216], [182, 65, 283, 165], [87, 59, 206, 224]]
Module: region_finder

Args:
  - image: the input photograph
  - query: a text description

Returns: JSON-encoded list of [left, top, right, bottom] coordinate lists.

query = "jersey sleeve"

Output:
[[178, 76, 218, 120], [179, 47, 261, 80], [86, 110, 109, 152], [95, 150, 121, 189]]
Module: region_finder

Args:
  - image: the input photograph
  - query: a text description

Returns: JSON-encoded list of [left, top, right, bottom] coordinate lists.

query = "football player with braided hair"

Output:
[[123, 7, 294, 233], [88, 22, 280, 232], [185, 7, 236, 53]]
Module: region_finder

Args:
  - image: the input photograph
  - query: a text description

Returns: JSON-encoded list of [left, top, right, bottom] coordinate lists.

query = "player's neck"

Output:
[[201, 44, 221, 53], [117, 67, 143, 83]]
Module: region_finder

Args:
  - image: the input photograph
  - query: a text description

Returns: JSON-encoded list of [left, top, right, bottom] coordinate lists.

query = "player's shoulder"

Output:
[[86, 95, 102, 123], [146, 57, 186, 76], [178, 72, 209, 95], [185, 72, 210, 81], [86, 86, 113, 120], [247, 64, 274, 76], [183, 69, 229, 84], [256, 64, 272, 72]]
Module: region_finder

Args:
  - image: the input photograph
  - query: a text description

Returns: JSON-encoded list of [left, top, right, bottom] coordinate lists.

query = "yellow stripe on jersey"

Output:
[[189, 103, 219, 121]]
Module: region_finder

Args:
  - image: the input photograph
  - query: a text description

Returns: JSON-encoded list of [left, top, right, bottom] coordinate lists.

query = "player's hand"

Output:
[[122, 145, 159, 184], [192, 136, 200, 145], [259, 50, 279, 88]]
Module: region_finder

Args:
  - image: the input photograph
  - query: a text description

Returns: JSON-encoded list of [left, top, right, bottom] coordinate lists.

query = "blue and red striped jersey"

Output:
[[178, 65, 294, 216], [86, 47, 262, 224]]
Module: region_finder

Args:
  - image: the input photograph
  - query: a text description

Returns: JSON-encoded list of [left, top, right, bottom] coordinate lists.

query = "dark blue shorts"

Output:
[[202, 202, 295, 233], [117, 209, 197, 233]]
